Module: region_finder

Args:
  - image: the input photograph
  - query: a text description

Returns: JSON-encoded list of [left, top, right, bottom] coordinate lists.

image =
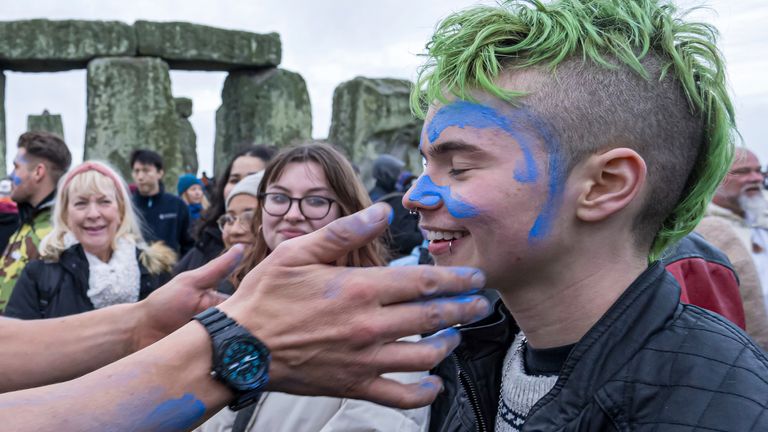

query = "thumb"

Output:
[[270, 202, 393, 266], [184, 243, 245, 289]]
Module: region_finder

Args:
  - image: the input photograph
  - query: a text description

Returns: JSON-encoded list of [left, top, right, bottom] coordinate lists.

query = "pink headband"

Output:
[[62, 162, 124, 193]]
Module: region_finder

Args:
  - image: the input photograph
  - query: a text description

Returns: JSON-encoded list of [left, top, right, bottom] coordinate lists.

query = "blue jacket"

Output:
[[132, 183, 194, 255]]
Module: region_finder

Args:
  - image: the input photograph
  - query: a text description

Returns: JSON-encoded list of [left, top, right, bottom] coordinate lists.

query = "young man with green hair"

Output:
[[404, 0, 768, 430]]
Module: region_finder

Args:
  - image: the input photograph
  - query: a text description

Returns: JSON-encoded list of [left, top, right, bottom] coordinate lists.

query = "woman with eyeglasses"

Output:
[[219, 172, 264, 251], [196, 143, 428, 432]]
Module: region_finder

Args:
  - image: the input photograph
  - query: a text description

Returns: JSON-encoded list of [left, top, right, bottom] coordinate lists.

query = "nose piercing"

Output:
[[449, 240, 453, 255]]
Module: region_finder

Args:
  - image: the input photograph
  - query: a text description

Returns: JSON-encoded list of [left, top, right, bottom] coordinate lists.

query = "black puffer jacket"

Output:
[[173, 224, 224, 275], [5, 244, 166, 319], [430, 262, 768, 431]]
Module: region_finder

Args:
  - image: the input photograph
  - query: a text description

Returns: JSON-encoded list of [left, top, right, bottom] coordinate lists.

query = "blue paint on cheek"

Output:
[[524, 112, 566, 243], [408, 175, 479, 219], [427, 100, 539, 184], [10, 173, 21, 186], [135, 393, 206, 431]]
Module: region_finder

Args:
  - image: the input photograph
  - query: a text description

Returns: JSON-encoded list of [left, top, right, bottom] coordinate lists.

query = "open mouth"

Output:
[[424, 229, 470, 256], [83, 226, 106, 233]]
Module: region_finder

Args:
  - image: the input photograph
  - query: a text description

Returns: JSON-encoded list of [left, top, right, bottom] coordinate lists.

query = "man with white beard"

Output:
[[701, 147, 768, 348]]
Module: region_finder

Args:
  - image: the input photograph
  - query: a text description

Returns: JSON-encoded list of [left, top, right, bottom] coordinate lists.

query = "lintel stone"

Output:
[[135, 21, 281, 71], [0, 19, 135, 72]]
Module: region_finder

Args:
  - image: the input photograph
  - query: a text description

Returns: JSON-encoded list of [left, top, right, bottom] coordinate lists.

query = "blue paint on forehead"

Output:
[[422, 99, 567, 242], [135, 393, 206, 431], [408, 175, 480, 219], [426, 100, 538, 183]]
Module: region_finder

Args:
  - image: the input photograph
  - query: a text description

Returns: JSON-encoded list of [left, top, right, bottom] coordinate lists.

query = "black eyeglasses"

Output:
[[259, 193, 336, 220]]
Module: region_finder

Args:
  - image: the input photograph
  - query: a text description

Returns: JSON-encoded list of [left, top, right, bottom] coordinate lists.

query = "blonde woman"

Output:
[[5, 161, 175, 319]]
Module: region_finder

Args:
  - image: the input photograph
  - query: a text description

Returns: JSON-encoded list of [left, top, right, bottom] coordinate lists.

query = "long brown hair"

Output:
[[232, 142, 385, 287]]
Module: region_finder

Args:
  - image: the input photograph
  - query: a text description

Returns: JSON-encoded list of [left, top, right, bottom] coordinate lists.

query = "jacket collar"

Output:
[[133, 182, 166, 203], [17, 189, 56, 223], [526, 262, 680, 427]]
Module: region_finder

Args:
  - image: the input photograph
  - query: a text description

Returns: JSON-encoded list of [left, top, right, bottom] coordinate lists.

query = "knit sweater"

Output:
[[495, 333, 558, 432]]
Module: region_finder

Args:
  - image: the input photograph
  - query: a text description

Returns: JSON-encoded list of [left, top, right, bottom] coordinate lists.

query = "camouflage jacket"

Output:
[[0, 197, 55, 314]]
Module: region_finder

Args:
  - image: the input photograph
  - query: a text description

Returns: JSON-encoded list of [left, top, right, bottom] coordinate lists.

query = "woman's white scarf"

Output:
[[64, 233, 141, 309]]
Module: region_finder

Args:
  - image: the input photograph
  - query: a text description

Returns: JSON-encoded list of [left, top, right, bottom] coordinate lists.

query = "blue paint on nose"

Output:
[[408, 175, 479, 219]]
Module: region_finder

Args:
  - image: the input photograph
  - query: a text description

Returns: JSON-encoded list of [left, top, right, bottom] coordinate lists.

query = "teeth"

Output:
[[426, 230, 466, 241]]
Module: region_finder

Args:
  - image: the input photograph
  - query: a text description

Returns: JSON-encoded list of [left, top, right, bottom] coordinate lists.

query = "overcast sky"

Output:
[[2, 0, 766, 175]]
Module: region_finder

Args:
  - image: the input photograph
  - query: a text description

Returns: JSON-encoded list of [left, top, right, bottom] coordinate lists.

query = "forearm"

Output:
[[0, 303, 142, 392], [0, 322, 232, 432]]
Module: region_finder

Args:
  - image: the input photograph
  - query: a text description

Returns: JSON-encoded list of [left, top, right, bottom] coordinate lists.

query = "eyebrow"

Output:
[[426, 140, 487, 159], [268, 185, 332, 195]]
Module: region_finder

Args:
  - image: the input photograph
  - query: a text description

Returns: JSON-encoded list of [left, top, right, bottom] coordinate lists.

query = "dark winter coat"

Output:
[[132, 184, 194, 255], [429, 262, 768, 431], [173, 224, 225, 275], [5, 244, 167, 319]]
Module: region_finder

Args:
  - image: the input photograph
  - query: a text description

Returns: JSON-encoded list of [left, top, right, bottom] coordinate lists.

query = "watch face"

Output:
[[217, 338, 270, 390]]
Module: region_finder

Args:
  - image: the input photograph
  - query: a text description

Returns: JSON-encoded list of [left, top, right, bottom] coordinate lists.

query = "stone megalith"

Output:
[[84, 57, 182, 187], [0, 20, 135, 72], [174, 97, 198, 175], [213, 68, 312, 176], [327, 77, 422, 187], [135, 21, 281, 71], [0, 72, 5, 176], [27, 110, 64, 136]]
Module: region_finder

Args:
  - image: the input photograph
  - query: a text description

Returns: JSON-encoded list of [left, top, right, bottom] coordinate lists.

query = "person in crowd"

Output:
[[130, 149, 194, 256], [0, 178, 19, 254], [406, 0, 768, 430], [370, 155, 424, 259], [698, 147, 768, 348], [1, 203, 491, 432], [5, 161, 175, 319], [0, 132, 71, 314], [174, 145, 276, 275], [661, 231, 746, 328], [221, 172, 263, 251], [369, 154, 405, 202], [178, 173, 210, 223], [210, 172, 264, 295], [198, 143, 427, 432]]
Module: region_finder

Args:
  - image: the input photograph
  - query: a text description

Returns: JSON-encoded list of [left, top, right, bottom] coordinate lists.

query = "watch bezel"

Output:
[[212, 332, 270, 391]]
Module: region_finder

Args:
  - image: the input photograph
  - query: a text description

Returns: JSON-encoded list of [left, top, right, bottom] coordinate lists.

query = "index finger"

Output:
[[269, 203, 392, 267], [335, 265, 486, 305]]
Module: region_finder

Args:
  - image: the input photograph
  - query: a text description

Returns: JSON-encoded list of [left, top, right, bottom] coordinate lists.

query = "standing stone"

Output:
[[0, 20, 135, 72], [27, 110, 64, 137], [214, 68, 312, 176], [84, 57, 181, 186], [328, 77, 422, 187], [0, 72, 5, 177], [174, 97, 198, 174], [135, 21, 281, 71]]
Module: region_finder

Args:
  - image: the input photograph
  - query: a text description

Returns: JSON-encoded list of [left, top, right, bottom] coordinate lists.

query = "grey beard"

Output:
[[738, 193, 768, 223]]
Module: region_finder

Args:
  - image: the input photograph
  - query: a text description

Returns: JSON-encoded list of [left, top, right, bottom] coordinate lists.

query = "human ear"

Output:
[[33, 163, 48, 182], [574, 148, 646, 222]]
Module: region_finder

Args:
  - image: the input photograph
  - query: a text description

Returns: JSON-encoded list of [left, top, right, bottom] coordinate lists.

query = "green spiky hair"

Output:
[[412, 0, 736, 260]]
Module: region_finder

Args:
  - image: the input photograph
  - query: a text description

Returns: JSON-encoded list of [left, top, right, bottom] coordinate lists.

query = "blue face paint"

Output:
[[423, 99, 566, 242], [10, 173, 21, 186], [427, 100, 539, 183], [134, 393, 206, 432], [408, 175, 480, 219]]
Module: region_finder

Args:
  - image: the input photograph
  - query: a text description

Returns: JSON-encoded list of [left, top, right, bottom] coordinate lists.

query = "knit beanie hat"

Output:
[[226, 171, 265, 210], [177, 173, 203, 195]]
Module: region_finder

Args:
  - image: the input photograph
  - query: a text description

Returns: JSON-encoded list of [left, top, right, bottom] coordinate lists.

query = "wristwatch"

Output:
[[193, 307, 271, 410]]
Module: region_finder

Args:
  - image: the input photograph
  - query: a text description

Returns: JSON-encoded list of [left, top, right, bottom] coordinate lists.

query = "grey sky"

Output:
[[2, 0, 766, 175]]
